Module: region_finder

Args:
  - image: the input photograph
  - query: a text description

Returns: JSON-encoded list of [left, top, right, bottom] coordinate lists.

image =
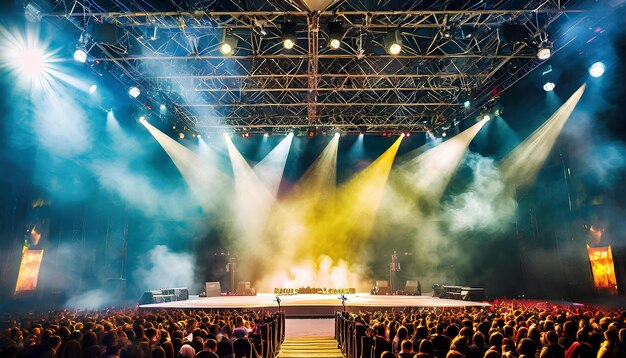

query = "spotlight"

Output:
[[287, 131, 294, 137], [308, 128, 316, 137], [160, 104, 167, 113], [219, 30, 237, 55], [537, 40, 552, 60], [73, 49, 87, 63], [197, 134, 202, 139], [483, 114, 491, 121], [383, 30, 402, 55], [128, 86, 140, 98], [88, 84, 97, 94], [401, 133, 406, 137], [543, 81, 556, 92], [179, 133, 185, 139], [405, 132, 411, 137], [459, 91, 471, 108], [589, 62, 605, 78], [441, 132, 447, 137], [253, 19, 268, 36], [334, 132, 340, 138], [264, 133, 269, 138], [138, 116, 146, 123], [328, 21, 343, 50], [282, 22, 297, 50], [242, 132, 250, 138], [492, 103, 504, 116]]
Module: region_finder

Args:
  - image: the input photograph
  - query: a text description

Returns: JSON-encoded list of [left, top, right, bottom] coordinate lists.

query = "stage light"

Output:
[[537, 41, 552, 60], [459, 91, 471, 109], [589, 62, 605, 78], [88, 84, 97, 94], [219, 30, 237, 55], [492, 103, 504, 116], [308, 128, 316, 137], [287, 131, 294, 137], [483, 114, 491, 121], [383, 30, 402, 55], [223, 132, 230, 138], [160, 104, 167, 113], [328, 22, 343, 50], [441, 132, 447, 137], [405, 132, 411, 137], [128, 86, 140, 98], [73, 48, 87, 63], [543, 81, 556, 92], [334, 132, 340, 138], [197, 134, 202, 139], [139, 116, 146, 123], [264, 133, 269, 138], [282, 22, 297, 50], [401, 133, 406, 137], [179, 132, 185, 139]]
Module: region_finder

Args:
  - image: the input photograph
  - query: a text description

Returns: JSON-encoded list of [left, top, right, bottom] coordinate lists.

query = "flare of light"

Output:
[[140, 119, 229, 212], [589, 62, 605, 78], [283, 39, 295, 49], [543, 82, 556, 92], [253, 134, 294, 197], [89, 84, 97, 94], [500, 84, 585, 190], [73, 49, 87, 63], [393, 119, 488, 203], [128, 87, 140, 98], [389, 43, 402, 55], [0, 26, 61, 91]]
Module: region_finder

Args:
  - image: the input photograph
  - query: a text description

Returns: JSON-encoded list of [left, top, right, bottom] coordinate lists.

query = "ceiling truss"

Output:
[[36, 0, 584, 134]]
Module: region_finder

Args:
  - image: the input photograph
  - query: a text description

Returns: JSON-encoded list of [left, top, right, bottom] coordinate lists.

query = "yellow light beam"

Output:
[[500, 84, 585, 190], [322, 136, 403, 261]]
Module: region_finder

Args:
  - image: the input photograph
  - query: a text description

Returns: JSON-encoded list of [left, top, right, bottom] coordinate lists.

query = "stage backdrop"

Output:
[[587, 245, 618, 294], [14, 248, 44, 295]]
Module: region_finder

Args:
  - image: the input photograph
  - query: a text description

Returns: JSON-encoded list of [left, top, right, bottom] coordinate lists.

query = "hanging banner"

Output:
[[14, 249, 44, 294], [587, 245, 618, 294]]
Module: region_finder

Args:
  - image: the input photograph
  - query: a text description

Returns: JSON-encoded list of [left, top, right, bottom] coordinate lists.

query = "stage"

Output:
[[139, 293, 491, 317]]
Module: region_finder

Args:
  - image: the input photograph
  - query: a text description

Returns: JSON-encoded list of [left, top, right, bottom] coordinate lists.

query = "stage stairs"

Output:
[[278, 337, 343, 358]]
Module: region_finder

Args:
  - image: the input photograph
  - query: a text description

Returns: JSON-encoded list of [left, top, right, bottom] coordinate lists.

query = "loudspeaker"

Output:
[[205, 282, 221, 297], [405, 280, 421, 295], [236, 282, 256, 296], [92, 23, 119, 44], [138, 291, 154, 305], [174, 288, 189, 301]]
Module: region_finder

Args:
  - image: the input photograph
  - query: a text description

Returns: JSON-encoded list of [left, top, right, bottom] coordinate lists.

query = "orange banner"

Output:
[[14, 249, 44, 294], [587, 245, 617, 294]]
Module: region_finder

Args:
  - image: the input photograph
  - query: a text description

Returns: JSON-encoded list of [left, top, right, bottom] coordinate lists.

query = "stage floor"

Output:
[[140, 293, 490, 317]]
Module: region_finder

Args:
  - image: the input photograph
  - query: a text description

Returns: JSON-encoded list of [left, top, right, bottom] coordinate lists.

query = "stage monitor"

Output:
[[205, 282, 221, 297], [405, 280, 421, 295]]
